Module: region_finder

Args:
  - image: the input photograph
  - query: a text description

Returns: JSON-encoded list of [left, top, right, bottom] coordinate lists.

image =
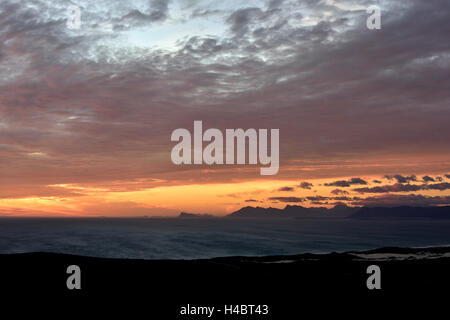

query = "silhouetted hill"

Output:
[[177, 212, 215, 219], [227, 204, 358, 219], [227, 206, 284, 218], [328, 203, 360, 217], [350, 206, 450, 219], [283, 205, 327, 218]]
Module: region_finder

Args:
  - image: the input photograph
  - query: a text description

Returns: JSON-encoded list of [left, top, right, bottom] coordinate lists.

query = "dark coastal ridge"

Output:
[[178, 204, 450, 219], [2, 246, 449, 315]]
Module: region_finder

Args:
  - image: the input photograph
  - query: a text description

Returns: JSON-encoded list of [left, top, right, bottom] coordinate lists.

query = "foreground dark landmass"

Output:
[[2, 246, 449, 316]]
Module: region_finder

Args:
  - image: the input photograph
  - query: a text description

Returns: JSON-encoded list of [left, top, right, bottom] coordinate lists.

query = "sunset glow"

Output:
[[0, 0, 449, 216]]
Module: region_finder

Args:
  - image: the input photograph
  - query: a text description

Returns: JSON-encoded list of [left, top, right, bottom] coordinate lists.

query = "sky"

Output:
[[0, 0, 449, 216]]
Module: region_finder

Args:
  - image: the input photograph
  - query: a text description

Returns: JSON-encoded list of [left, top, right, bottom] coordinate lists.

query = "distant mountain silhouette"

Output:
[[227, 204, 359, 219], [179, 205, 450, 220], [350, 206, 450, 220], [177, 212, 215, 219], [227, 206, 284, 218]]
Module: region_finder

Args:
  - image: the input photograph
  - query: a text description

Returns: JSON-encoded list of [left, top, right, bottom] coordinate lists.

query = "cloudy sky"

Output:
[[0, 0, 449, 216]]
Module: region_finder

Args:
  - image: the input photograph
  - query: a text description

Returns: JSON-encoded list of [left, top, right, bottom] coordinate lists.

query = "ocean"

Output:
[[1, 218, 450, 259]]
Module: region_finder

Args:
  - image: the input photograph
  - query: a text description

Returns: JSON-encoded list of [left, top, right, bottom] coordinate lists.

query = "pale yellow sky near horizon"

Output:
[[1, 172, 449, 217]]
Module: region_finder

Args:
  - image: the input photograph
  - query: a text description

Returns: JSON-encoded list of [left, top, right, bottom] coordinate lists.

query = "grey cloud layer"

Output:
[[0, 0, 449, 192]]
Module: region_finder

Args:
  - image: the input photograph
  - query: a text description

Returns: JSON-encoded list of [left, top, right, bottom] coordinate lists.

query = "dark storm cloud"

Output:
[[305, 196, 352, 202], [278, 186, 295, 192], [427, 182, 450, 191], [325, 178, 367, 187], [331, 189, 349, 195], [299, 182, 313, 189], [245, 199, 262, 203], [384, 175, 418, 184], [422, 175, 435, 183], [372, 180, 382, 184], [351, 194, 450, 207], [354, 183, 423, 194]]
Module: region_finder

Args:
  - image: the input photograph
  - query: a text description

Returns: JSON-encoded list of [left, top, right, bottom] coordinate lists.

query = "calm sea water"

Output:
[[1, 218, 450, 260]]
